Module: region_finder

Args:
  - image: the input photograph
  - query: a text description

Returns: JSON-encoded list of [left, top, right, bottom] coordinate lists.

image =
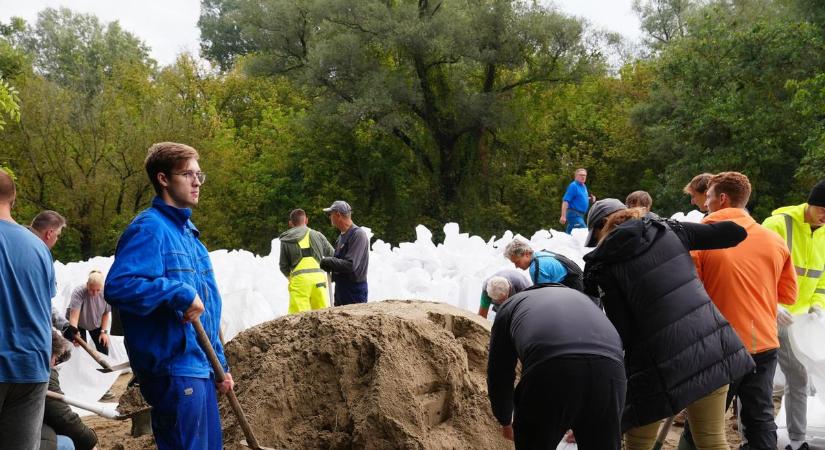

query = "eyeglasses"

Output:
[[171, 171, 206, 184]]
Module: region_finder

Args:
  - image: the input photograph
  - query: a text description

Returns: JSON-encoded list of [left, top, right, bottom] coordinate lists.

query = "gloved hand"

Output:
[[62, 324, 79, 342], [320, 257, 333, 272], [810, 305, 824, 318], [777, 307, 794, 327]]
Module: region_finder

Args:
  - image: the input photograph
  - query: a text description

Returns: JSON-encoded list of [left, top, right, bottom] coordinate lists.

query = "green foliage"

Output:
[[4, 1, 825, 263], [198, 0, 606, 218], [632, 1, 825, 218]]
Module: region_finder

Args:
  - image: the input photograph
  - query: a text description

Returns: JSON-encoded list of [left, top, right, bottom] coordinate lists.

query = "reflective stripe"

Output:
[[793, 266, 824, 278], [291, 230, 323, 276], [816, 288, 825, 295], [292, 268, 325, 276]]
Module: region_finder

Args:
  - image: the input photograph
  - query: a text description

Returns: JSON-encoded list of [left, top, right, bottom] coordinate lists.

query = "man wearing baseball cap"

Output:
[[762, 180, 825, 450], [320, 201, 370, 306]]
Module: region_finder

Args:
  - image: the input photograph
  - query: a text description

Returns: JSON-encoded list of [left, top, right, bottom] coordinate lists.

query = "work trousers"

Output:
[[513, 355, 625, 450], [78, 327, 108, 355], [625, 385, 729, 450], [778, 324, 808, 442], [139, 375, 222, 450], [682, 349, 778, 450], [288, 272, 329, 313], [333, 280, 368, 306], [565, 210, 587, 234], [0, 382, 48, 450]]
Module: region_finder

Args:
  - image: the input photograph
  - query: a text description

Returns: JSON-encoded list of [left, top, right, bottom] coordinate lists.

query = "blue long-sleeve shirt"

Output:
[[105, 197, 227, 378]]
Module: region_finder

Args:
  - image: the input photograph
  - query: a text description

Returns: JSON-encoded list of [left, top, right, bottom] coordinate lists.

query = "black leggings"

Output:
[[79, 327, 108, 355], [513, 355, 626, 450]]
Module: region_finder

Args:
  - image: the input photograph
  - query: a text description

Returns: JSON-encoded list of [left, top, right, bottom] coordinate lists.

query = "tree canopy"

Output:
[[0, 0, 823, 262]]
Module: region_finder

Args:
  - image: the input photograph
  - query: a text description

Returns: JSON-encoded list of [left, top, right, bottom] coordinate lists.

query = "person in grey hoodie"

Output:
[[279, 208, 335, 313]]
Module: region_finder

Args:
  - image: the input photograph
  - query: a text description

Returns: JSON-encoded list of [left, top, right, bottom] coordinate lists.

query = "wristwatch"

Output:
[[101, 329, 108, 334]]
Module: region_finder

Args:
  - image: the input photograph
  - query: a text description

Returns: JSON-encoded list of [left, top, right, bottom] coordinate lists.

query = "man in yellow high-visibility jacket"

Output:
[[762, 180, 825, 450], [279, 209, 335, 313]]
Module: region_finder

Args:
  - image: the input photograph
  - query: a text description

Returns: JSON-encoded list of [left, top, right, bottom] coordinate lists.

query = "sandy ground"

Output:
[[82, 301, 751, 450], [84, 383, 744, 450]]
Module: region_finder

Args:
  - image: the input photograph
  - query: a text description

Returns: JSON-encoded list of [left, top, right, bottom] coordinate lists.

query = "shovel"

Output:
[[71, 335, 129, 373], [327, 273, 334, 308], [651, 416, 675, 450], [45, 390, 151, 420], [192, 317, 274, 450]]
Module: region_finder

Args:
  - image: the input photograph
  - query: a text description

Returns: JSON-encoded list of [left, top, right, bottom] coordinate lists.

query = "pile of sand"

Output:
[[221, 300, 510, 450]]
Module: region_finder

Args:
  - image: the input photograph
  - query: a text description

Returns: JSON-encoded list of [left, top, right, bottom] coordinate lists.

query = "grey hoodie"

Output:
[[278, 225, 335, 277]]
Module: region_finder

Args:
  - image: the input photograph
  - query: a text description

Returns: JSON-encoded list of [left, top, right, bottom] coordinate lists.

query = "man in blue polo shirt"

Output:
[[559, 168, 596, 234], [0, 168, 57, 449]]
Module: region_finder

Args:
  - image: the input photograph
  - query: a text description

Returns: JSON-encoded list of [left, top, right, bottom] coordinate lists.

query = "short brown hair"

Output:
[[683, 173, 713, 195], [625, 191, 652, 210], [31, 210, 66, 233], [599, 207, 646, 242], [145, 142, 199, 195], [0, 168, 15, 204], [708, 172, 751, 208], [289, 208, 306, 225]]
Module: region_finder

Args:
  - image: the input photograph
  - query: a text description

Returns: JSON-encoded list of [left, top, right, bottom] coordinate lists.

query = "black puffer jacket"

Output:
[[583, 216, 755, 430]]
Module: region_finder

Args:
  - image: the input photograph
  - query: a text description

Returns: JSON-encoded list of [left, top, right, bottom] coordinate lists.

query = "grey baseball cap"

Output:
[[323, 200, 352, 214], [585, 198, 627, 247]]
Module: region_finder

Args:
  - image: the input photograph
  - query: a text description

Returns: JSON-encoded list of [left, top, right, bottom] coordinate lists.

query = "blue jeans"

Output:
[[0, 382, 47, 450], [139, 376, 221, 450], [56, 435, 75, 450], [565, 210, 587, 234]]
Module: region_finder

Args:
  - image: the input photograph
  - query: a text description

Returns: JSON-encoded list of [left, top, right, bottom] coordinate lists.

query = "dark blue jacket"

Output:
[[105, 197, 227, 378]]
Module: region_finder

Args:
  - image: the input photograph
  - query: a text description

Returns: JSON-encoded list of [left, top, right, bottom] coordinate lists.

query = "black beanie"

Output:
[[808, 180, 825, 207]]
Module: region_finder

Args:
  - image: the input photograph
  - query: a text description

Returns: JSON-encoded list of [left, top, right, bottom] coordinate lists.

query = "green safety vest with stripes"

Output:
[[763, 203, 825, 314], [290, 231, 326, 278]]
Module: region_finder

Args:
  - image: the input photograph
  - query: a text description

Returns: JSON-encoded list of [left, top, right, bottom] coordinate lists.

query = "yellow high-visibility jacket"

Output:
[[763, 203, 825, 314]]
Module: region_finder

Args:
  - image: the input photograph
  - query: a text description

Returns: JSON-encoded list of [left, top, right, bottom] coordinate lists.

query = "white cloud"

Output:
[[0, 0, 201, 66]]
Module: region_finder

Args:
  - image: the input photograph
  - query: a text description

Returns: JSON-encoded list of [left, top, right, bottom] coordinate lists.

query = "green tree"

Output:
[[199, 0, 604, 219], [632, 1, 825, 218]]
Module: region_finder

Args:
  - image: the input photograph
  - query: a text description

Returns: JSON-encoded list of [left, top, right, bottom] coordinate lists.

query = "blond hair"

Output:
[[87, 270, 104, 287]]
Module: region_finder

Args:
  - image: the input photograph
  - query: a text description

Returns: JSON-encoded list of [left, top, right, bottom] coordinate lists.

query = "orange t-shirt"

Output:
[[692, 208, 797, 354]]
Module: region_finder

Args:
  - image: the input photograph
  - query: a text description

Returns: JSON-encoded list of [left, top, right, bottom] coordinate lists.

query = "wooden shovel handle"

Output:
[[192, 318, 261, 450], [73, 335, 111, 370]]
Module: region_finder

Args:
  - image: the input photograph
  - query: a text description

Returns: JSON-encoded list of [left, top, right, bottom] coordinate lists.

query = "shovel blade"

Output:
[[96, 361, 131, 373]]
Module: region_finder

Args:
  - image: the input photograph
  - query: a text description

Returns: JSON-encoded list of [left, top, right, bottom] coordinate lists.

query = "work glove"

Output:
[[320, 257, 334, 272], [777, 307, 794, 327], [62, 324, 79, 342], [810, 305, 824, 318]]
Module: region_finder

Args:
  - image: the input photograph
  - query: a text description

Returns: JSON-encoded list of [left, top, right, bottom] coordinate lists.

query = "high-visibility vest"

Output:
[[763, 203, 825, 314], [290, 231, 325, 277]]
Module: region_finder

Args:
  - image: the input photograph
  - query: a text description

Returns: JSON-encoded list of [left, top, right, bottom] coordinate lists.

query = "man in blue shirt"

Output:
[[0, 168, 56, 449], [559, 168, 596, 233], [105, 143, 232, 450]]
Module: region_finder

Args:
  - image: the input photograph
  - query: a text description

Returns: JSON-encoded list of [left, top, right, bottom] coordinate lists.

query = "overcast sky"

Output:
[[0, 0, 642, 66]]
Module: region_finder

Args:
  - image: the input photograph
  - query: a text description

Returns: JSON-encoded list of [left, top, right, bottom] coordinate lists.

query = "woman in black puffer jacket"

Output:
[[584, 207, 754, 450]]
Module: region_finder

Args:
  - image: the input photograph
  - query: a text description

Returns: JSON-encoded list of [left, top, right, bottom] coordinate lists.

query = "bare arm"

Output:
[[68, 309, 81, 328], [560, 201, 569, 224]]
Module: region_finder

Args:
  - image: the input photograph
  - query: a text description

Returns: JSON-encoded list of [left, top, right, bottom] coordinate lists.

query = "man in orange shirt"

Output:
[[683, 172, 797, 450]]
